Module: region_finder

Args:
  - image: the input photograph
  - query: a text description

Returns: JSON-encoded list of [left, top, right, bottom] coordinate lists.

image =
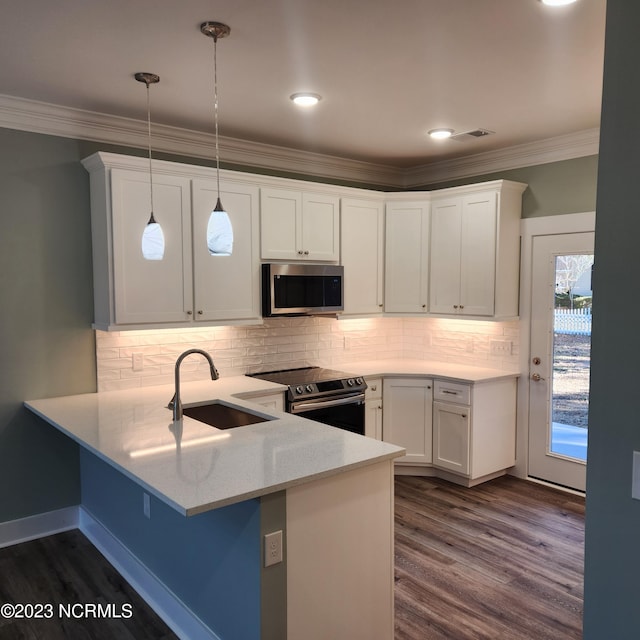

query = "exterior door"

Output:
[[528, 232, 594, 491]]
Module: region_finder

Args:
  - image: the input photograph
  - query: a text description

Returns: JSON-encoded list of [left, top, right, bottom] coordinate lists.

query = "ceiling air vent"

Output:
[[450, 128, 495, 142]]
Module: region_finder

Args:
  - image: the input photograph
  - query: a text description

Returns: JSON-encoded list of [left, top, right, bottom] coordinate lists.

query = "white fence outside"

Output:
[[554, 308, 592, 336]]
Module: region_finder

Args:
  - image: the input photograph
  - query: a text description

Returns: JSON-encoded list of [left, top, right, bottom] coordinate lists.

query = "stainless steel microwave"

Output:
[[261, 263, 344, 317]]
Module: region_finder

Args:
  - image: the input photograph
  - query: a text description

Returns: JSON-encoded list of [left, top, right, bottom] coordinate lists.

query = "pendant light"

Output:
[[201, 21, 233, 256], [135, 72, 165, 261]]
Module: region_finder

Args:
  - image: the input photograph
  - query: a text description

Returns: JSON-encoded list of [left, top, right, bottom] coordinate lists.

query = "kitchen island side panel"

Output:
[[79, 449, 261, 640]]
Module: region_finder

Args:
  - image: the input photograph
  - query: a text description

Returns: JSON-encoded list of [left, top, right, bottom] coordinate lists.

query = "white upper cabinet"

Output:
[[260, 187, 340, 261], [191, 179, 260, 323], [83, 153, 260, 330], [429, 181, 526, 318], [340, 198, 385, 315], [384, 200, 430, 313], [109, 168, 193, 327]]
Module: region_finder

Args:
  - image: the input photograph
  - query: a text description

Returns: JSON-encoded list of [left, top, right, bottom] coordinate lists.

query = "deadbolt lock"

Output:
[[532, 357, 541, 365]]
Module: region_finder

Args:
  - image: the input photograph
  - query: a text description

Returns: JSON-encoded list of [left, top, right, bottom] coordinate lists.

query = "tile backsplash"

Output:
[[96, 317, 519, 392]]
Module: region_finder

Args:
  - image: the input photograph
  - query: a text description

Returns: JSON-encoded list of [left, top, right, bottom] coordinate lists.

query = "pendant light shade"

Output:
[[135, 72, 165, 261], [201, 21, 233, 256]]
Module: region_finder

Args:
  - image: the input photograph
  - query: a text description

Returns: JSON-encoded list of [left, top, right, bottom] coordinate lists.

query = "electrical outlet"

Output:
[[132, 353, 144, 371], [143, 492, 151, 518], [264, 530, 283, 567], [490, 340, 512, 356]]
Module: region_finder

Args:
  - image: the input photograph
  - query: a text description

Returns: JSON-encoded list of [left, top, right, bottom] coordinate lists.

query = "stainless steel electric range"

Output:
[[246, 366, 367, 435]]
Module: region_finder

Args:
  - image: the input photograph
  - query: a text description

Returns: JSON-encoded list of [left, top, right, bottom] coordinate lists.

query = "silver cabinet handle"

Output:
[[442, 390, 458, 395]]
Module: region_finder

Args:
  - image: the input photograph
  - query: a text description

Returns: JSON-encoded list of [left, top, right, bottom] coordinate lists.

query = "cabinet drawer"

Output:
[[434, 380, 470, 405]]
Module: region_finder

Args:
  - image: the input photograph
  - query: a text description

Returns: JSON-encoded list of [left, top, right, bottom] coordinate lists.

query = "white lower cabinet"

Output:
[[433, 400, 471, 476], [432, 377, 517, 483], [364, 377, 383, 440], [382, 377, 433, 464], [381, 375, 517, 485]]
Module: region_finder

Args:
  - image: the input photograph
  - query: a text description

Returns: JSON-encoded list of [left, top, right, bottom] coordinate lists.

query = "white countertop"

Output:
[[25, 360, 516, 517], [342, 359, 519, 383], [25, 375, 404, 516]]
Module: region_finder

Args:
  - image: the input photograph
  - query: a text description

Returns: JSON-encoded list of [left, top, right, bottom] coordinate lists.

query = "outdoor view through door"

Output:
[[529, 232, 594, 492], [551, 254, 593, 461]]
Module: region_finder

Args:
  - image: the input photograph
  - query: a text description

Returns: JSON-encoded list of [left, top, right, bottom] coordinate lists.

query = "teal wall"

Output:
[[583, 1, 640, 637], [80, 449, 261, 639], [0, 129, 94, 521], [0, 124, 599, 525]]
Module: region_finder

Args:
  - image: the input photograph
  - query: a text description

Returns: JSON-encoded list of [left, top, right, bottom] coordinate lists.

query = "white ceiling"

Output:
[[0, 0, 605, 173]]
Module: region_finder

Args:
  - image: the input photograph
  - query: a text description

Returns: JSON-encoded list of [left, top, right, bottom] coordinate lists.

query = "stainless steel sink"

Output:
[[182, 401, 273, 429]]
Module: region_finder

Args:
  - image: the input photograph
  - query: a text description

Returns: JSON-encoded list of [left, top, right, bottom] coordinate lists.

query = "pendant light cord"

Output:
[[145, 81, 156, 224], [212, 33, 223, 210]]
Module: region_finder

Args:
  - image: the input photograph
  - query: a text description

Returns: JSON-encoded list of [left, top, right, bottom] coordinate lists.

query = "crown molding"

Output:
[[0, 94, 403, 188], [0, 94, 599, 189], [404, 128, 600, 188]]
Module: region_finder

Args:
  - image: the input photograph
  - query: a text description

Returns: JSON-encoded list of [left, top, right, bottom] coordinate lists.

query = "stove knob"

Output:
[[347, 378, 355, 386], [306, 384, 313, 392], [356, 377, 364, 385], [295, 385, 304, 394]]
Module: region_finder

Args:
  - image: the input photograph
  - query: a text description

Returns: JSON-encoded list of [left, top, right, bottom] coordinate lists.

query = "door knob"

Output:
[[531, 373, 545, 382]]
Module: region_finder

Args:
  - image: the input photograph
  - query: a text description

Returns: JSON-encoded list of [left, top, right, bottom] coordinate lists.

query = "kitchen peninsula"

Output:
[[26, 375, 404, 640]]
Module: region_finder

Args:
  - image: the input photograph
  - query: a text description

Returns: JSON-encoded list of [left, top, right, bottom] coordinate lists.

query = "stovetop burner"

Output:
[[246, 366, 366, 400]]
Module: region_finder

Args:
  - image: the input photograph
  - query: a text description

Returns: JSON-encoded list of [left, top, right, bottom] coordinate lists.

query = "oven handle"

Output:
[[290, 393, 366, 414]]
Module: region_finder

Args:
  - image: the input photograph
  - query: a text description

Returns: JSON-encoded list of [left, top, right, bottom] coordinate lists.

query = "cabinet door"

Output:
[[365, 377, 383, 440], [111, 169, 192, 325], [302, 193, 340, 261], [192, 179, 260, 322], [260, 188, 302, 260], [382, 377, 432, 464], [384, 203, 430, 313], [429, 197, 462, 314], [341, 199, 384, 315], [459, 191, 497, 316], [433, 401, 471, 475]]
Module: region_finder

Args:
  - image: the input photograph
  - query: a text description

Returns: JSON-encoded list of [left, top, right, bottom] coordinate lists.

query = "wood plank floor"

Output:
[[0, 529, 177, 639], [0, 475, 584, 639], [394, 475, 585, 640]]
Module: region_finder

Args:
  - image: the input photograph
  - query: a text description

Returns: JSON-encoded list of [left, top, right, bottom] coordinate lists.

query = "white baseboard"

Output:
[[78, 508, 220, 640], [0, 506, 79, 548]]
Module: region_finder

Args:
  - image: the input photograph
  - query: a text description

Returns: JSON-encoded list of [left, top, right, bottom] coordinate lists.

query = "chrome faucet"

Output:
[[168, 349, 219, 421]]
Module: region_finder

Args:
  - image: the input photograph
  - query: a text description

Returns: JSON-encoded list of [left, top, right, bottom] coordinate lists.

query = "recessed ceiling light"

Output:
[[290, 93, 322, 107], [540, 0, 578, 6], [428, 128, 455, 140]]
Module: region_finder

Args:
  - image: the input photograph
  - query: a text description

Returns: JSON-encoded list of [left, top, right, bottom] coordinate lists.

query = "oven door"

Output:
[[289, 393, 365, 435]]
